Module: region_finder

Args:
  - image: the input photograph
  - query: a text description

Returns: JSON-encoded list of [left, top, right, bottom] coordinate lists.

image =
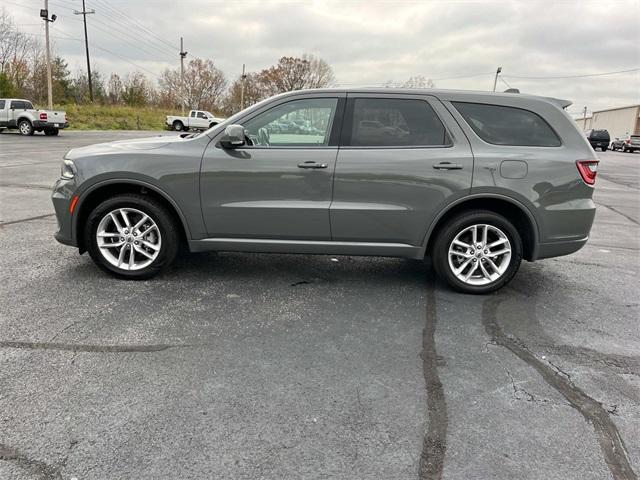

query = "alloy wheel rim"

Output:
[[20, 123, 30, 134], [448, 224, 512, 286], [96, 207, 161, 271]]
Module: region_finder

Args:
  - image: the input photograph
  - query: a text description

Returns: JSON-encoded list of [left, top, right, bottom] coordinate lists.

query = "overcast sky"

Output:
[[4, 0, 639, 116]]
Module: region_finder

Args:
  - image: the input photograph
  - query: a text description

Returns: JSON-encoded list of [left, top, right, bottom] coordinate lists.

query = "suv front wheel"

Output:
[[85, 194, 179, 279], [432, 210, 523, 294]]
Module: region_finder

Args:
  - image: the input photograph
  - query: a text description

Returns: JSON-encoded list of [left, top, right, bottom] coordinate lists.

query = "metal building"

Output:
[[587, 105, 640, 140]]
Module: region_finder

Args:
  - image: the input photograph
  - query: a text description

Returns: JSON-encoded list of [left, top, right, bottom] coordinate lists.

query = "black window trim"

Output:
[[224, 96, 346, 150], [339, 96, 454, 150], [451, 101, 563, 148]]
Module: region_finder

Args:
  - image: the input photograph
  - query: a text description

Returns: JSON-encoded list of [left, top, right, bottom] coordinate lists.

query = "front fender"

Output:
[[71, 176, 199, 247]]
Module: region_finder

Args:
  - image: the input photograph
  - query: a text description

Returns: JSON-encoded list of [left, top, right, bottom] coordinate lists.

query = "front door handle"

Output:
[[433, 162, 463, 170], [298, 161, 328, 169]]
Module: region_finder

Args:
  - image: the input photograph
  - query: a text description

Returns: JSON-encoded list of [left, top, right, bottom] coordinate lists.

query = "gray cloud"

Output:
[[5, 0, 639, 114]]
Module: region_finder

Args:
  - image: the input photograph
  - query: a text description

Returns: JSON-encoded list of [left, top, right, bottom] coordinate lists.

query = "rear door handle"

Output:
[[298, 161, 328, 169], [433, 162, 463, 170]]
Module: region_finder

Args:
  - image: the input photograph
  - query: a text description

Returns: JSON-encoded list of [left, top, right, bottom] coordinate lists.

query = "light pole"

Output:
[[492, 66, 502, 92], [179, 37, 187, 115], [240, 63, 247, 111], [40, 3, 56, 109]]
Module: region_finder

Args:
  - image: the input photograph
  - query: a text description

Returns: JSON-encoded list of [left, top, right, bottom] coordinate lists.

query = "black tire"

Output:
[[44, 128, 59, 136], [0, 128, 4, 134], [173, 120, 184, 131], [601, 145, 608, 151], [18, 119, 34, 136], [209, 122, 218, 129], [85, 194, 179, 279], [432, 210, 523, 294]]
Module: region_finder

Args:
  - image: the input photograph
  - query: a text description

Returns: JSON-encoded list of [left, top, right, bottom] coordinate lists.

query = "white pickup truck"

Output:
[[166, 110, 225, 132], [0, 98, 68, 136]]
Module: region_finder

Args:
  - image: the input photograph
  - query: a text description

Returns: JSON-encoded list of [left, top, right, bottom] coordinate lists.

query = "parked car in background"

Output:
[[165, 110, 225, 131], [53, 88, 598, 294], [0, 98, 68, 136], [610, 134, 640, 152], [584, 129, 610, 151]]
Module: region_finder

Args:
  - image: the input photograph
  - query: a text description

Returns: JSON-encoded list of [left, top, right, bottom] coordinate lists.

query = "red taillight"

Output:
[[626, 139, 631, 144], [39, 112, 47, 120], [576, 160, 599, 186]]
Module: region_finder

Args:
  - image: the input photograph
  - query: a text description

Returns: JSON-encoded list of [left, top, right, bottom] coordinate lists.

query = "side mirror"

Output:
[[219, 124, 246, 149]]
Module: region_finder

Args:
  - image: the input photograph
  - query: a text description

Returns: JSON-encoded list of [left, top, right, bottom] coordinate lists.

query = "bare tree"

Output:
[[222, 72, 270, 115], [159, 58, 226, 111], [122, 72, 152, 106], [106, 73, 123, 105], [303, 54, 335, 88]]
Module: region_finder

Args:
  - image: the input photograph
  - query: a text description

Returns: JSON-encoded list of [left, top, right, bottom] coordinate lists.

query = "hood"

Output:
[[65, 134, 186, 159]]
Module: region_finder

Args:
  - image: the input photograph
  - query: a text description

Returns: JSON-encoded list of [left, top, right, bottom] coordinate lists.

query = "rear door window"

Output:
[[452, 102, 561, 147], [344, 98, 450, 147], [0, 100, 5, 109]]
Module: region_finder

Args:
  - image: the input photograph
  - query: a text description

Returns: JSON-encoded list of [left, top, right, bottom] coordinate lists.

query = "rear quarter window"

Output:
[[0, 100, 5, 109], [452, 102, 561, 147]]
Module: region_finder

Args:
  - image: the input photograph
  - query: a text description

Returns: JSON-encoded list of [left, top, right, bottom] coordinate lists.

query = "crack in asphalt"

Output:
[[0, 214, 56, 227], [540, 345, 640, 377], [598, 173, 640, 191], [0, 183, 53, 190], [0, 443, 62, 480], [596, 201, 640, 226], [0, 340, 179, 353], [482, 294, 638, 480], [418, 281, 448, 480]]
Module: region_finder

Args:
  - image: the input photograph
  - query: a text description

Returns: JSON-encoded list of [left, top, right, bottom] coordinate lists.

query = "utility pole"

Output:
[[492, 66, 502, 92], [40, 2, 56, 109], [180, 37, 187, 115], [74, 0, 95, 102], [240, 63, 247, 111]]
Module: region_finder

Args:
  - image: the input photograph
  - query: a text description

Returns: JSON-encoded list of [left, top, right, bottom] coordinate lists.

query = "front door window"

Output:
[[243, 98, 338, 147]]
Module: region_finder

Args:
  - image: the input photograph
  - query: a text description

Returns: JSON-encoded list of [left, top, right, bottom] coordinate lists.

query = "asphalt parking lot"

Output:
[[0, 130, 638, 480]]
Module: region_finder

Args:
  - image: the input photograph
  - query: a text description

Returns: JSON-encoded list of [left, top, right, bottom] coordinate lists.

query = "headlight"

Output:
[[61, 159, 76, 179]]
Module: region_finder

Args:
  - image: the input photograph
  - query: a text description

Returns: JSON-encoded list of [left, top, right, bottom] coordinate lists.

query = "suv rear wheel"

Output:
[[432, 210, 523, 294], [173, 120, 184, 131], [85, 194, 179, 279]]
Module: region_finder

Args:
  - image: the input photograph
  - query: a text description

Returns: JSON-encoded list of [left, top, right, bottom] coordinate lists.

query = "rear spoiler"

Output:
[[503, 89, 573, 110], [542, 97, 573, 109]]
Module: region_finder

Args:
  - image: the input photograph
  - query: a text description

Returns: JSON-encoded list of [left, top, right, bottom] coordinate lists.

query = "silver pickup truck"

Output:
[[0, 98, 68, 136]]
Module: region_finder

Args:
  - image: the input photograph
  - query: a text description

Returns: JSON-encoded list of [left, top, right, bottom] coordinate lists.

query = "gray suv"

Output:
[[52, 88, 598, 293]]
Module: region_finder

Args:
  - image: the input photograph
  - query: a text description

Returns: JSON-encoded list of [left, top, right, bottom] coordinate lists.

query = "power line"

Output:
[[13, 29, 163, 78], [503, 67, 640, 80], [88, 16, 175, 61], [89, 0, 179, 51]]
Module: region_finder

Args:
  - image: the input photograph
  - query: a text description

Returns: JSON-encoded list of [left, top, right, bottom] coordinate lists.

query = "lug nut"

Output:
[[472, 258, 477, 262], [120, 237, 124, 241], [124, 230, 129, 234], [134, 241, 139, 245], [484, 250, 488, 254]]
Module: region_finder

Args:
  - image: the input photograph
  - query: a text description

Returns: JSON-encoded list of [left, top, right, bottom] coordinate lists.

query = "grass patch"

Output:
[[58, 104, 181, 131]]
